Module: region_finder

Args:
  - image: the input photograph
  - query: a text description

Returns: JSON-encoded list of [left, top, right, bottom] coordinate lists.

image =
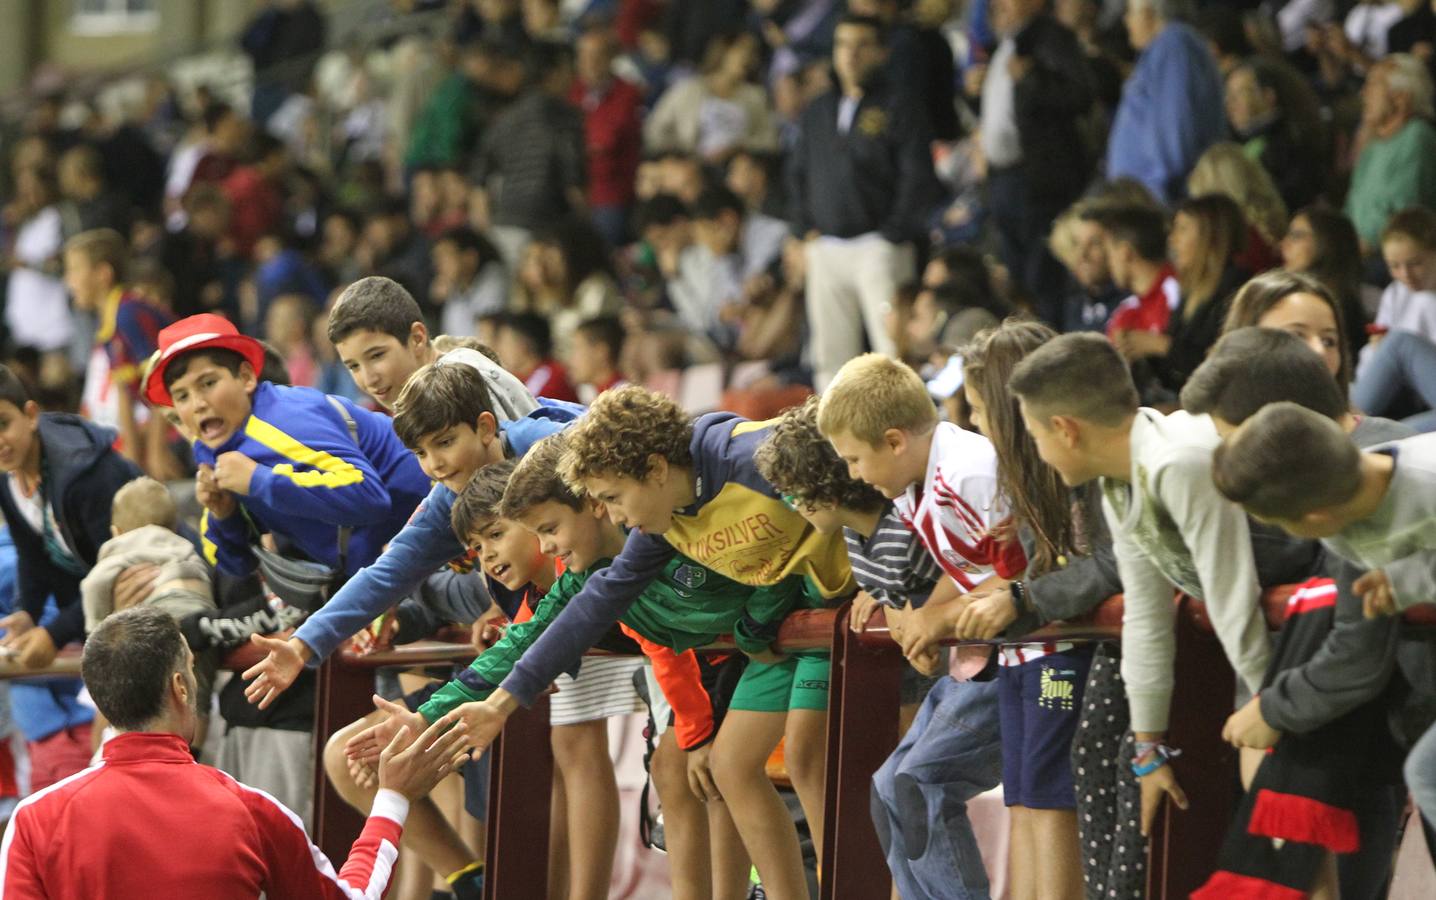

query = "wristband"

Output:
[[1009, 581, 1026, 617], [1130, 743, 1181, 777]]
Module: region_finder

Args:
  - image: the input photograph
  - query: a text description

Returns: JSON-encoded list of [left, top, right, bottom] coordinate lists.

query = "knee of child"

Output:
[[550, 721, 607, 769]]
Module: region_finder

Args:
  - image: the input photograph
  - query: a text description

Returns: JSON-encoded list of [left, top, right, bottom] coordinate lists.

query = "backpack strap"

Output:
[[325, 395, 360, 574]]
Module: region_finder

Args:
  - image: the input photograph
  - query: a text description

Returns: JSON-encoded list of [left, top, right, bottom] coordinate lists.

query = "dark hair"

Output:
[[162, 348, 248, 394], [929, 246, 1010, 321], [0, 364, 34, 409], [635, 194, 689, 231], [201, 100, 233, 133], [435, 226, 501, 268], [500, 433, 586, 519], [837, 13, 888, 43], [1181, 327, 1347, 425], [327, 276, 424, 346], [691, 186, 745, 222], [533, 218, 614, 291], [451, 459, 518, 541], [574, 316, 625, 362], [1382, 206, 1436, 250], [1293, 206, 1363, 311], [1083, 204, 1169, 262], [1008, 332, 1139, 426], [754, 396, 887, 514], [527, 40, 575, 84], [259, 341, 293, 386], [500, 313, 554, 360], [1212, 402, 1362, 519], [1222, 269, 1352, 389], [81, 607, 189, 730], [392, 361, 496, 448], [245, 130, 286, 166]]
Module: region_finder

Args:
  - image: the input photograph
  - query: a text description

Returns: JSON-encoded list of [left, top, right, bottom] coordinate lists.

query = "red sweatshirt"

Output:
[[0, 732, 408, 899]]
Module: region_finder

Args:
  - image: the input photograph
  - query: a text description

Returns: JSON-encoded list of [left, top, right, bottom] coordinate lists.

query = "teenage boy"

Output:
[[755, 395, 1005, 900], [1180, 328, 1413, 898], [429, 385, 854, 900], [63, 227, 178, 478], [353, 437, 783, 900], [1084, 204, 1179, 361], [0, 365, 141, 670], [494, 312, 581, 404], [1212, 402, 1436, 845], [141, 313, 431, 586], [568, 316, 628, 402], [327, 274, 533, 417], [1005, 332, 1304, 836], [241, 358, 582, 699]]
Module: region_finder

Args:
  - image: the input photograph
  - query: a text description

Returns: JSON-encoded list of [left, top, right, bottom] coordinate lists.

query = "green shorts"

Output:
[[728, 652, 831, 712]]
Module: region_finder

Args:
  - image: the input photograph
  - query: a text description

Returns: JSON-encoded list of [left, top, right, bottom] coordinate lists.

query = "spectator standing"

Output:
[[471, 41, 588, 268], [787, 13, 939, 389], [404, 42, 502, 173], [979, 0, 1095, 320], [851, 0, 961, 141], [1106, 0, 1224, 205], [1344, 54, 1436, 251], [4, 167, 74, 357], [222, 133, 290, 261], [241, 0, 327, 125], [570, 24, 644, 246]]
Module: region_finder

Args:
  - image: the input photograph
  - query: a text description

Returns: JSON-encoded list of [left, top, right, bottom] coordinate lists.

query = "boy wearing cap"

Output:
[[142, 314, 432, 583]]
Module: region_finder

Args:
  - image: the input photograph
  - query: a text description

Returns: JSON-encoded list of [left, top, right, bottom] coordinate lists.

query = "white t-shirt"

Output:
[[1356, 280, 1436, 379], [6, 476, 77, 563], [6, 207, 74, 353]]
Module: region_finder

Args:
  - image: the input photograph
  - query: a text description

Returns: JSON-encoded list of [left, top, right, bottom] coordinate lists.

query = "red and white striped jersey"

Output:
[[895, 422, 1025, 592], [0, 732, 407, 900]]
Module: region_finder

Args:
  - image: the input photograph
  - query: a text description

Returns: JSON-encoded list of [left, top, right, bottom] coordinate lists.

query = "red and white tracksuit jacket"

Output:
[[0, 732, 407, 899]]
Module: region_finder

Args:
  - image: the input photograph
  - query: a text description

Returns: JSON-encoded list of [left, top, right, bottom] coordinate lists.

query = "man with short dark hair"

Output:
[[787, 13, 939, 389], [0, 607, 469, 898]]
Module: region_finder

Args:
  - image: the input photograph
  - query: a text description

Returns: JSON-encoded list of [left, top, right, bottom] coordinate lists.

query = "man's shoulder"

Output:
[[928, 422, 998, 481]]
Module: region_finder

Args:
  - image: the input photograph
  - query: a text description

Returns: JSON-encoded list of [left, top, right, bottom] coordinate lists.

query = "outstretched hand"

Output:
[[347, 695, 428, 767], [377, 715, 472, 801], [242, 634, 310, 709]]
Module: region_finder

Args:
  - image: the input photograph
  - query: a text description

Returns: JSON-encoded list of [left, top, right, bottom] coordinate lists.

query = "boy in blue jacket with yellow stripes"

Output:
[[140, 314, 432, 583]]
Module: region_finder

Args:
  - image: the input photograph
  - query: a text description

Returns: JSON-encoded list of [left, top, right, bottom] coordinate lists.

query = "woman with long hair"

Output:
[[952, 320, 1131, 900], [1223, 269, 1352, 389], [511, 217, 622, 356], [1279, 205, 1369, 359], [1159, 194, 1249, 389]]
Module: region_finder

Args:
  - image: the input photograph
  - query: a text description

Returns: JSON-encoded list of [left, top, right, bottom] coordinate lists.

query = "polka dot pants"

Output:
[[1071, 642, 1147, 899]]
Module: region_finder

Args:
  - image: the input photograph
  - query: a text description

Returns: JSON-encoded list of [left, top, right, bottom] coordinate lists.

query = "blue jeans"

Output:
[[870, 676, 1003, 900], [1405, 721, 1436, 830], [1352, 330, 1436, 431]]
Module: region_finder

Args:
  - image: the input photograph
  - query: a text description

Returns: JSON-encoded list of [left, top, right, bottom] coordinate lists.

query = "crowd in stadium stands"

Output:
[[2, 0, 1436, 897]]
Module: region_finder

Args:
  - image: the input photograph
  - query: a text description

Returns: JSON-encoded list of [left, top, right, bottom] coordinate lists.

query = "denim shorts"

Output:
[[997, 645, 1093, 809]]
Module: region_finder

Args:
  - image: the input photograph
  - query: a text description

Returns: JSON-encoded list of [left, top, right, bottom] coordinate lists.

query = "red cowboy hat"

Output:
[[143, 314, 266, 407]]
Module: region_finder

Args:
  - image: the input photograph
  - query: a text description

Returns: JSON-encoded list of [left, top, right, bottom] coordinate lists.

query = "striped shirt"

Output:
[[844, 505, 943, 607]]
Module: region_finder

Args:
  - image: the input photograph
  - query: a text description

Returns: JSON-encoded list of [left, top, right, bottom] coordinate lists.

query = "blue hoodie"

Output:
[[1105, 23, 1224, 205], [499, 412, 854, 707], [197, 381, 431, 579], [293, 398, 584, 663]]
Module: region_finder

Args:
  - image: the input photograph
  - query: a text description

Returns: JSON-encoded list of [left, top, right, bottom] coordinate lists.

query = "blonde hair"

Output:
[[111, 477, 178, 534], [816, 354, 938, 445], [1187, 142, 1288, 247]]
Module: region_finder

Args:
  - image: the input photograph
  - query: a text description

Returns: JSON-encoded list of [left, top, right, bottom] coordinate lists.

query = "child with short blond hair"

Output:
[[80, 476, 213, 633]]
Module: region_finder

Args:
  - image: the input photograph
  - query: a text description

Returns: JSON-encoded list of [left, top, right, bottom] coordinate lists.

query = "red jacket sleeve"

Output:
[[622, 624, 721, 751], [249, 785, 409, 899], [0, 804, 48, 900]]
